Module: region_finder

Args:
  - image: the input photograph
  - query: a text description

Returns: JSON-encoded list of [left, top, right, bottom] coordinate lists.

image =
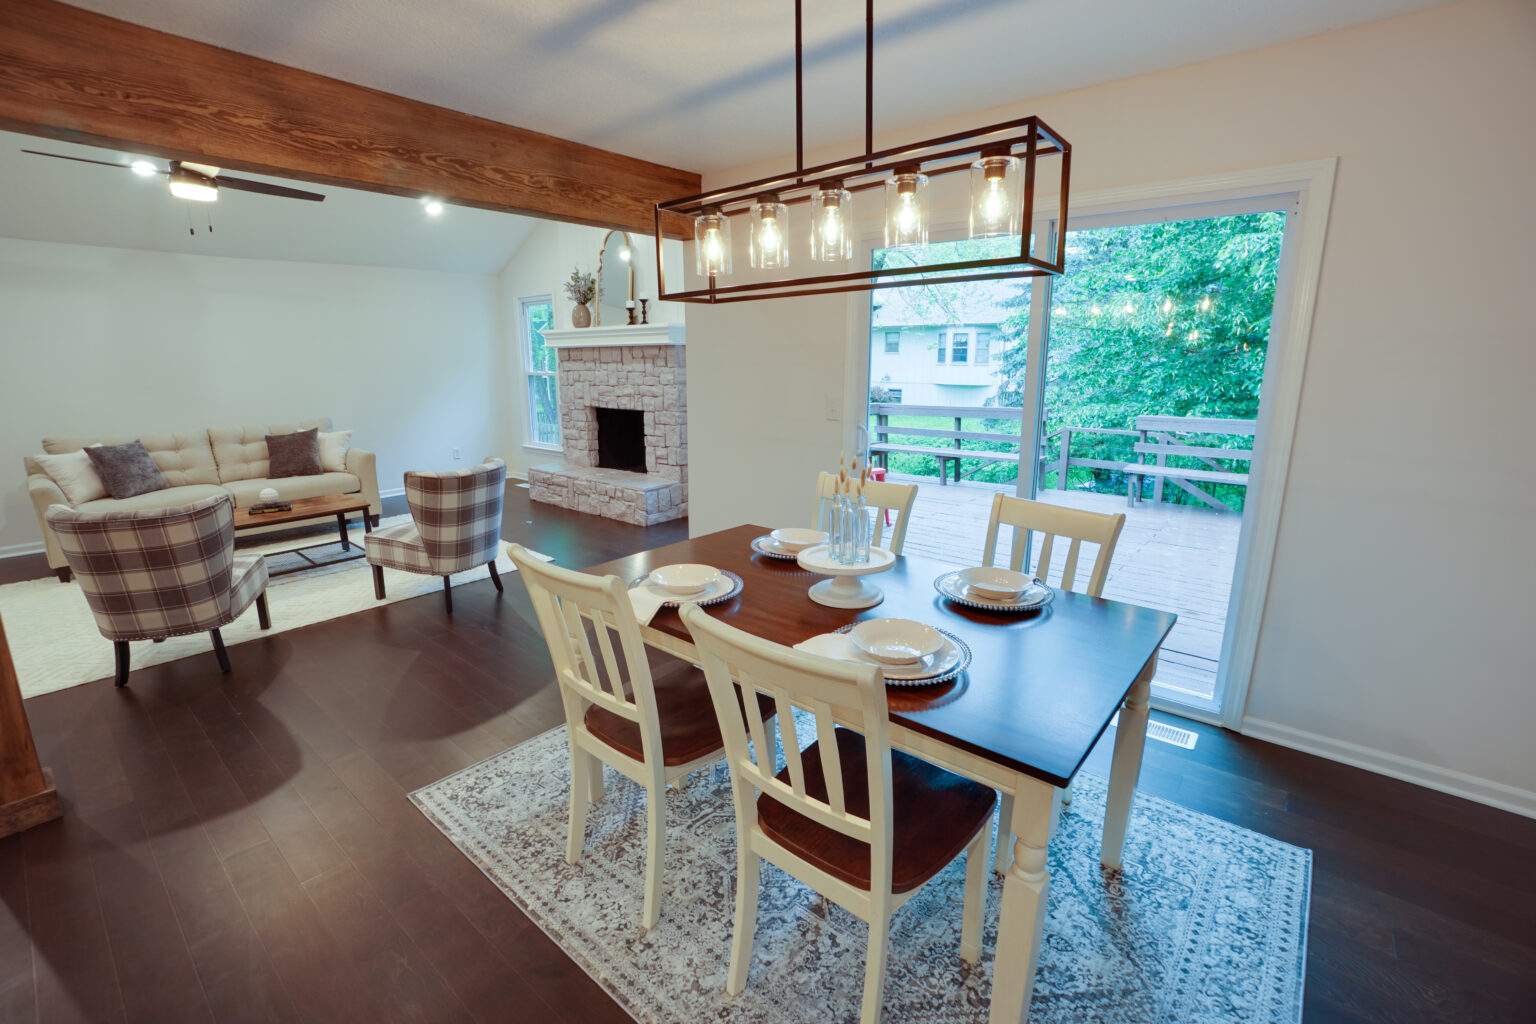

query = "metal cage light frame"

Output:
[[654, 1, 1070, 305]]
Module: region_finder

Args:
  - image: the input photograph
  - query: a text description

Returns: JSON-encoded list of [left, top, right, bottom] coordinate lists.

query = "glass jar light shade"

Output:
[[748, 197, 789, 269], [969, 153, 1022, 238], [809, 185, 853, 262], [694, 208, 732, 277], [883, 169, 929, 248]]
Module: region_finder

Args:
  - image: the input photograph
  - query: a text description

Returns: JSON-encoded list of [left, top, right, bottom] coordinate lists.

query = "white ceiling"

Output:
[[0, 129, 538, 273], [62, 0, 1449, 173]]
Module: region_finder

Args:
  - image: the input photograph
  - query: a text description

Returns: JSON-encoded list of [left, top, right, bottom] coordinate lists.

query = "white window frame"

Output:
[[884, 330, 901, 353], [521, 295, 561, 450], [951, 331, 969, 363]]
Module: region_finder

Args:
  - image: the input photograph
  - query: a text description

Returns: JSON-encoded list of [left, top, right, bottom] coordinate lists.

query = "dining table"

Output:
[[583, 524, 1177, 1024]]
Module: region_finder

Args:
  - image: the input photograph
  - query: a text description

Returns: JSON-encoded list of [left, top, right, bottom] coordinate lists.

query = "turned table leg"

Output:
[[989, 779, 1056, 1024], [1101, 651, 1156, 869]]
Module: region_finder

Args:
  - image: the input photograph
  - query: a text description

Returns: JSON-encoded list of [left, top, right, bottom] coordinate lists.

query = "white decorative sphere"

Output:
[[258, 487, 279, 502]]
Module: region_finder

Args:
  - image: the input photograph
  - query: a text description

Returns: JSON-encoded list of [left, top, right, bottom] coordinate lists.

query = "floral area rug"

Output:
[[412, 724, 1310, 1024]]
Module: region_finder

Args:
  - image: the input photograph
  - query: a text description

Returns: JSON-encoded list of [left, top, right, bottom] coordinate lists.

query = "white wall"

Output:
[[496, 219, 685, 476], [683, 0, 1536, 809], [0, 237, 502, 555]]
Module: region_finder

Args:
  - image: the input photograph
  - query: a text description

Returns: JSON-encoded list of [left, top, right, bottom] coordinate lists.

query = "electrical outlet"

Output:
[[451, 447, 461, 460]]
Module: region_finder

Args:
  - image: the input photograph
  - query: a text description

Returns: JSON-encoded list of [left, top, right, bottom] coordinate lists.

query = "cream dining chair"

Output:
[[681, 603, 994, 1024], [983, 492, 1127, 870], [507, 544, 769, 930], [812, 472, 918, 556]]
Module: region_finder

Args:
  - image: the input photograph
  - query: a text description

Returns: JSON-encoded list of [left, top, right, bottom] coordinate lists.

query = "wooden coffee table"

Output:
[[232, 493, 373, 577]]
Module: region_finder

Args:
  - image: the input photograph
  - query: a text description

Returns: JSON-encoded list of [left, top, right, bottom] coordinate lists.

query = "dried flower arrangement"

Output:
[[564, 268, 596, 305]]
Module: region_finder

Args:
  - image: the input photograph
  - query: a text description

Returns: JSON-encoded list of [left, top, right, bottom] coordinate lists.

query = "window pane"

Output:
[[526, 301, 555, 373], [884, 330, 900, 353], [976, 331, 990, 365], [529, 373, 560, 446], [952, 332, 968, 363]]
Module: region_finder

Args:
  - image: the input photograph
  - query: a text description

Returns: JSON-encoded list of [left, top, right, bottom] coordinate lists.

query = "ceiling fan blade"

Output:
[[21, 149, 156, 172], [216, 176, 325, 202]]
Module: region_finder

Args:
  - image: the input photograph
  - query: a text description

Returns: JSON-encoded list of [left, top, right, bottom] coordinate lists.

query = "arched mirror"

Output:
[[595, 230, 635, 326]]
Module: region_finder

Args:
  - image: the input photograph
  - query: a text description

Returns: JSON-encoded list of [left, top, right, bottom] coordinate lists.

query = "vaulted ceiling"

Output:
[[62, 0, 1449, 172]]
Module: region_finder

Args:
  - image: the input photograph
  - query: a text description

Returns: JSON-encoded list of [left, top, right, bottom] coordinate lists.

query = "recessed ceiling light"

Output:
[[424, 200, 444, 216], [130, 160, 157, 176]]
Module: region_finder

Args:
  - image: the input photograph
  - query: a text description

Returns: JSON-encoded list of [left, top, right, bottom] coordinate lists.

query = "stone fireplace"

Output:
[[527, 325, 686, 526]]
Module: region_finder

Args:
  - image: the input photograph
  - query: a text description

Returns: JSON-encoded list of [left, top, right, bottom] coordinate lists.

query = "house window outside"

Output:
[[937, 331, 946, 364], [952, 332, 969, 364], [976, 330, 991, 365], [884, 330, 901, 353], [887, 388, 903, 403], [522, 297, 559, 446]]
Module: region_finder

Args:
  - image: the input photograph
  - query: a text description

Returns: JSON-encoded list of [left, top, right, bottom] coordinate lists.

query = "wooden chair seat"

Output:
[[584, 664, 774, 767], [758, 728, 995, 894]]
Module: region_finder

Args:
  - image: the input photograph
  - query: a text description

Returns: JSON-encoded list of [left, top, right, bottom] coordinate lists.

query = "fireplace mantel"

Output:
[[541, 323, 684, 349]]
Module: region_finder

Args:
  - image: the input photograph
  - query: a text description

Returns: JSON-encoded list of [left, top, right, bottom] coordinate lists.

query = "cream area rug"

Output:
[[0, 517, 543, 699], [412, 724, 1311, 1024]]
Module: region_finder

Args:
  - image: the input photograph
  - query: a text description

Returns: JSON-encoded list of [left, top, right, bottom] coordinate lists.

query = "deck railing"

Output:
[[866, 404, 1253, 509]]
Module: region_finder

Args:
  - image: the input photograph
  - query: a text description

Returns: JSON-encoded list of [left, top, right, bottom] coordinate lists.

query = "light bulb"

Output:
[[168, 169, 217, 202], [1091, 305, 1102, 316], [749, 195, 788, 269], [1123, 302, 1135, 314], [810, 184, 852, 262], [1200, 295, 1212, 311], [1162, 298, 1173, 313], [424, 200, 444, 216], [693, 207, 732, 276], [130, 160, 157, 177], [1188, 330, 1200, 341], [883, 167, 928, 249], [969, 151, 1020, 239]]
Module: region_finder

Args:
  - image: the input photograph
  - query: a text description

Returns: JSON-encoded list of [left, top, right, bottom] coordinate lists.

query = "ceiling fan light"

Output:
[[168, 169, 218, 202], [129, 160, 158, 177]]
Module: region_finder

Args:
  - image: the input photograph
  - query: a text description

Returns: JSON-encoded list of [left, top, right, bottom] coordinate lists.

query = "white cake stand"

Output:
[[796, 544, 897, 609]]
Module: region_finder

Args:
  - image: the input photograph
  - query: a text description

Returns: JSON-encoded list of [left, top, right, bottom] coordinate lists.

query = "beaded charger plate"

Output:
[[628, 570, 744, 608], [934, 570, 1054, 613], [833, 623, 972, 687]]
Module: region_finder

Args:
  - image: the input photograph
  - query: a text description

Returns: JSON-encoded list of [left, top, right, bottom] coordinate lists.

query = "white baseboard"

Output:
[[1241, 717, 1536, 820], [0, 541, 45, 559]]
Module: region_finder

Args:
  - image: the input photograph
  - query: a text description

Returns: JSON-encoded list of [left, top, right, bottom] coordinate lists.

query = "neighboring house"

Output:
[[868, 279, 1021, 406]]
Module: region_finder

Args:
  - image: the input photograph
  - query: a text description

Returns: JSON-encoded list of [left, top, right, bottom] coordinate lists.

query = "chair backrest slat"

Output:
[[982, 494, 1127, 598], [683, 605, 893, 851], [508, 546, 661, 754], [813, 472, 919, 556]]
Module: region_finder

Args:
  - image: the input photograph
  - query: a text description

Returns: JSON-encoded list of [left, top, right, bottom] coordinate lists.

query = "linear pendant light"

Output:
[[655, 0, 1070, 304]]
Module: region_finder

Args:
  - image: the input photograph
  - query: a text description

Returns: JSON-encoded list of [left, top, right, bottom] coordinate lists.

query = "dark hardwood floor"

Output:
[[2, 488, 1532, 1023]]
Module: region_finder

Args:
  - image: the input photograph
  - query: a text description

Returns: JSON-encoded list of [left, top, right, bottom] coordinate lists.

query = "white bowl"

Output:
[[770, 528, 828, 553], [849, 618, 944, 666], [959, 566, 1033, 600], [648, 563, 721, 596]]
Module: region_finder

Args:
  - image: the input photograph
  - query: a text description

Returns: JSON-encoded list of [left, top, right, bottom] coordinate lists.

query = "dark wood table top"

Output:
[[584, 525, 1177, 788], [232, 493, 370, 530]]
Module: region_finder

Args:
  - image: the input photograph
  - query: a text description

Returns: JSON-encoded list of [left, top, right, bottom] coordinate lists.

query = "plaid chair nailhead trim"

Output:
[[46, 494, 268, 642]]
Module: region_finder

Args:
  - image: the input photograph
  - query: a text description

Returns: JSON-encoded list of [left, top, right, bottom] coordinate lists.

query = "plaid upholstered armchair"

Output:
[[45, 494, 270, 687], [365, 458, 507, 613]]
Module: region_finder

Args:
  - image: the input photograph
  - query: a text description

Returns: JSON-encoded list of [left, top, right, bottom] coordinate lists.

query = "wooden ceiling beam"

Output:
[[0, 0, 699, 236]]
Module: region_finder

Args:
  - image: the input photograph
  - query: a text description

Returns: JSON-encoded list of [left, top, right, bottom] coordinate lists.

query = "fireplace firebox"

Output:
[[595, 408, 646, 473]]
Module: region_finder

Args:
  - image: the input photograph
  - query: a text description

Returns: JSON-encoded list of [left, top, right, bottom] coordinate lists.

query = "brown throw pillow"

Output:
[[266, 428, 324, 477], [83, 440, 170, 499]]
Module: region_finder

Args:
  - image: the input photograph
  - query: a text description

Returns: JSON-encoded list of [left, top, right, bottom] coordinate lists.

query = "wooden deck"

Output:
[[891, 473, 1239, 702]]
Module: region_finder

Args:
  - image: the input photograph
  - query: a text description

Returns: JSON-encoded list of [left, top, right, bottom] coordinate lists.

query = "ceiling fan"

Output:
[[20, 149, 325, 203]]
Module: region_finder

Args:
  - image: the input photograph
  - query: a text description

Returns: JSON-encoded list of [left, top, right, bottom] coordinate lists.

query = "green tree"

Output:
[[994, 212, 1283, 506]]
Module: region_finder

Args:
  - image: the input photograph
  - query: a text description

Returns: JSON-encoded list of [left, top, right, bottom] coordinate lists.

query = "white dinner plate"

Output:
[[933, 570, 1053, 612], [630, 570, 743, 607]]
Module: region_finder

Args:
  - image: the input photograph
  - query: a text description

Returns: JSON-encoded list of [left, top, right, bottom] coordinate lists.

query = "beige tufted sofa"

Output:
[[25, 418, 381, 581]]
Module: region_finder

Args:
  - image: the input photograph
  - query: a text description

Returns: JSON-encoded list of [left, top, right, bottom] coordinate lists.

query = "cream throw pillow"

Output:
[[35, 446, 107, 505], [318, 430, 353, 473]]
